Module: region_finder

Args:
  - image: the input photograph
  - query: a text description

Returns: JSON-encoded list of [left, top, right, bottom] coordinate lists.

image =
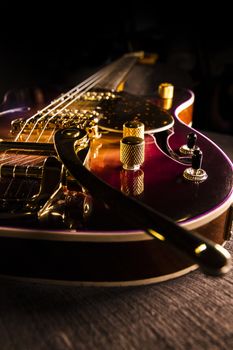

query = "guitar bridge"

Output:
[[11, 109, 100, 134]]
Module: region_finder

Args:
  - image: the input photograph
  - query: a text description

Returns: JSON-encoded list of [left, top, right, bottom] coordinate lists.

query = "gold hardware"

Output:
[[120, 136, 145, 170], [160, 98, 173, 110], [116, 81, 125, 92], [158, 83, 174, 99], [183, 168, 208, 183], [123, 121, 145, 139], [82, 91, 117, 101], [195, 244, 207, 255], [158, 83, 174, 110], [147, 229, 165, 241], [11, 109, 100, 134]]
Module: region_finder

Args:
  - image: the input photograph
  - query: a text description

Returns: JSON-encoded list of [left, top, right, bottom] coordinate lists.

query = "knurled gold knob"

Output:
[[120, 136, 145, 170], [158, 83, 174, 99], [123, 121, 145, 139]]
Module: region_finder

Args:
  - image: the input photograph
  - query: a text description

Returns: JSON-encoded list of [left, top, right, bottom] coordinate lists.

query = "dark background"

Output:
[[0, 3, 232, 134]]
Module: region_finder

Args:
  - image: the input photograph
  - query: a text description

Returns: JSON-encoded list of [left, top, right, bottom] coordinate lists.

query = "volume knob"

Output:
[[123, 121, 145, 139], [120, 136, 145, 170], [158, 83, 174, 110], [158, 83, 174, 99]]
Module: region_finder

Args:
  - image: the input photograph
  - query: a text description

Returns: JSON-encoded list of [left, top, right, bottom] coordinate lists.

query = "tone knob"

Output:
[[123, 121, 145, 139], [158, 83, 174, 99], [158, 83, 174, 109], [120, 136, 145, 170]]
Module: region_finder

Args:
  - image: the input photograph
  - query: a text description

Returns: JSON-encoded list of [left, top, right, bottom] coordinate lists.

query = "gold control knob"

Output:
[[120, 136, 145, 170], [123, 121, 145, 139], [158, 83, 174, 99]]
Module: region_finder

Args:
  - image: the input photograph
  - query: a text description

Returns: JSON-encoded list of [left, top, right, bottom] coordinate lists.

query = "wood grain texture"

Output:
[[0, 132, 232, 350]]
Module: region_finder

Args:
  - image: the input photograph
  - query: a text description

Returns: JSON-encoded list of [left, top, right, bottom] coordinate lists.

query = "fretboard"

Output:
[[95, 55, 139, 91]]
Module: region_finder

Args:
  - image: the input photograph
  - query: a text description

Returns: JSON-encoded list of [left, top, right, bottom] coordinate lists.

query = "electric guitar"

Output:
[[0, 52, 232, 286]]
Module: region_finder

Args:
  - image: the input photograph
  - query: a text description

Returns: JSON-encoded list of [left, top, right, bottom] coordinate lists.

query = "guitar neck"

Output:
[[95, 54, 140, 91]]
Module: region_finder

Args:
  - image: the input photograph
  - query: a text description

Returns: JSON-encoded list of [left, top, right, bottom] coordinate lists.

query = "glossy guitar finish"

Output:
[[88, 98, 232, 226], [0, 54, 232, 285]]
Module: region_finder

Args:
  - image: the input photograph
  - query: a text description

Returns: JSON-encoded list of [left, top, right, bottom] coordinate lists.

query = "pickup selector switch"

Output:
[[183, 149, 208, 182], [180, 132, 199, 155]]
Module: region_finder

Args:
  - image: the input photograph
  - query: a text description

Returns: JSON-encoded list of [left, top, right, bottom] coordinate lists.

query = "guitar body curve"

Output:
[[0, 56, 232, 286]]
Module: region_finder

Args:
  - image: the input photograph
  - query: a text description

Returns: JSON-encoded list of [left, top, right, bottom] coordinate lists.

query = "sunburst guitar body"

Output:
[[0, 53, 232, 286]]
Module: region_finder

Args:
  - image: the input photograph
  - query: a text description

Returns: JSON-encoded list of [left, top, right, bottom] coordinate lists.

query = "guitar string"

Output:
[[0, 55, 138, 200], [0, 64, 109, 160], [34, 55, 136, 143], [0, 57, 123, 168], [0, 54, 137, 190], [3, 53, 131, 150], [35, 76, 106, 143], [0, 79, 104, 168], [25, 64, 116, 143], [13, 59, 120, 164], [0, 56, 126, 175], [11, 68, 110, 165], [46, 56, 138, 144], [22, 59, 121, 142], [15, 57, 122, 142]]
